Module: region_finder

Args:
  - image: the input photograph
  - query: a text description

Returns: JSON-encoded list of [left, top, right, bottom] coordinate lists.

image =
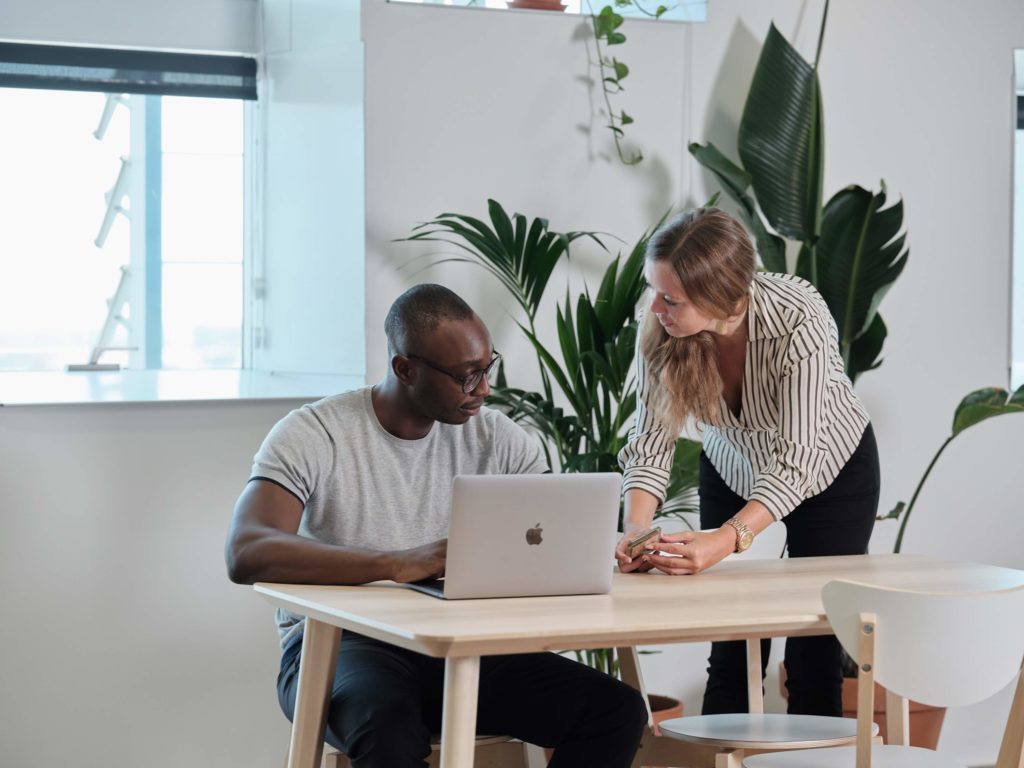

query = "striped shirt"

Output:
[[618, 272, 869, 521]]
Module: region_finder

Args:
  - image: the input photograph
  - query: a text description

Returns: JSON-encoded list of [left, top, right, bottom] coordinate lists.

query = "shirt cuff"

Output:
[[749, 473, 804, 521]]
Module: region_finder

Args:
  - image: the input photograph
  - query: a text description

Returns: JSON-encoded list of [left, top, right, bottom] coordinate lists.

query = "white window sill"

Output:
[[0, 369, 365, 406]]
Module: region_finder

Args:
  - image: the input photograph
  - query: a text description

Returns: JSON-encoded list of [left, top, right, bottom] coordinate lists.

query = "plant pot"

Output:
[[777, 662, 945, 749], [543, 694, 682, 763], [506, 0, 567, 9]]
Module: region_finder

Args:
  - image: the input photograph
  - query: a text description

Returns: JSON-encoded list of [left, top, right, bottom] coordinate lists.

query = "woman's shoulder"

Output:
[[753, 272, 829, 325]]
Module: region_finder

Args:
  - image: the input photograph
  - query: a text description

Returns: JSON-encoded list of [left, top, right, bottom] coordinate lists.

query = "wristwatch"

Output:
[[723, 517, 754, 553]]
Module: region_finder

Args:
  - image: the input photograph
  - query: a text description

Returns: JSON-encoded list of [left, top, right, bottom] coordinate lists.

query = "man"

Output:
[[225, 284, 647, 767]]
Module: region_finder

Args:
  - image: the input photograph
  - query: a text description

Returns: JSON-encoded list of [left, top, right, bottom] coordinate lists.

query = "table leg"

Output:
[[287, 619, 342, 768], [439, 656, 481, 768]]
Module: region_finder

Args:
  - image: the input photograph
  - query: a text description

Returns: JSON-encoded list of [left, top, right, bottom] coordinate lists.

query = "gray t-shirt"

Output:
[[250, 386, 549, 648]]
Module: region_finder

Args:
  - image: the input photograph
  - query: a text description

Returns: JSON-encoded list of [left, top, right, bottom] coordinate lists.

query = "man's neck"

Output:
[[370, 380, 435, 440]]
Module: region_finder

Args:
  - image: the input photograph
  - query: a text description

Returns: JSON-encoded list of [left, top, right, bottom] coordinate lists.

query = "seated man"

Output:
[[225, 283, 647, 767]]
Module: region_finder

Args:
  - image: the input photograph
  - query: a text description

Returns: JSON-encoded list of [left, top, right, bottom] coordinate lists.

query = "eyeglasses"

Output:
[[404, 350, 502, 394]]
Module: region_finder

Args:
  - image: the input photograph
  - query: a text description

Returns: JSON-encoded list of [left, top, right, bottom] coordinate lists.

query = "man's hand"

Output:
[[640, 527, 736, 576], [386, 539, 447, 583]]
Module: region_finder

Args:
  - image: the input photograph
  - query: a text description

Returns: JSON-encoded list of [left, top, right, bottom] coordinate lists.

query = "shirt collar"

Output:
[[747, 273, 790, 340]]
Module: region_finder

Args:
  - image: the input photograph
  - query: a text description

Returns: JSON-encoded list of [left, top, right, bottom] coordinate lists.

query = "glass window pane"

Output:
[[161, 263, 242, 369], [162, 153, 243, 264]]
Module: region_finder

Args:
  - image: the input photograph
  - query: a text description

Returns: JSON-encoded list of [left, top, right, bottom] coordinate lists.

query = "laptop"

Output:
[[407, 472, 622, 599]]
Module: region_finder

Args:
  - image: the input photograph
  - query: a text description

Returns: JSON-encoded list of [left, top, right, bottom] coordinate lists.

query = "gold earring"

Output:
[[713, 318, 728, 334]]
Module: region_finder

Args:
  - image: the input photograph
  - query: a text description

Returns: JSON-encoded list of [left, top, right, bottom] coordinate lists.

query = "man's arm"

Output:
[[224, 479, 446, 586]]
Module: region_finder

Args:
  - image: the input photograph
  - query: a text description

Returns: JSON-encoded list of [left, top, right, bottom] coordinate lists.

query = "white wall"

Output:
[[0, 0, 257, 54], [0, 401, 295, 768]]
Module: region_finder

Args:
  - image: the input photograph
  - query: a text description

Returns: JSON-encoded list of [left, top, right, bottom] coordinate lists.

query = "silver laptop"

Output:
[[407, 472, 621, 599]]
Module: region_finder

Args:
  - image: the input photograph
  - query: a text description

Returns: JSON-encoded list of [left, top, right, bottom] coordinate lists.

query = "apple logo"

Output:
[[525, 523, 543, 546]]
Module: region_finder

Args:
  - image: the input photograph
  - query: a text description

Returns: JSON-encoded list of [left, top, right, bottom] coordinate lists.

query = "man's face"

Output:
[[403, 315, 495, 425]]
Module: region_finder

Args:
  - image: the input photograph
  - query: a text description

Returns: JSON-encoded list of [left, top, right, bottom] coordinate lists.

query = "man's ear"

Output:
[[391, 353, 415, 385]]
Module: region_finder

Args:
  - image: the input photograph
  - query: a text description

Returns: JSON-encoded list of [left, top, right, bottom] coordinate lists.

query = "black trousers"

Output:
[[277, 631, 647, 768], [699, 423, 880, 717]]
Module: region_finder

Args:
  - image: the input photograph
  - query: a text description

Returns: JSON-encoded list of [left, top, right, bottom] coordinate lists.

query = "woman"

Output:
[[615, 207, 880, 717]]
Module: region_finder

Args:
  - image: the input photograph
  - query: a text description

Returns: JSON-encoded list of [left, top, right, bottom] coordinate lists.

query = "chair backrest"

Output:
[[822, 579, 1024, 708]]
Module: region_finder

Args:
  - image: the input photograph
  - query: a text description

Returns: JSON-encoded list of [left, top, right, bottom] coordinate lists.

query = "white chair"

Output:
[[320, 734, 530, 767], [654, 639, 877, 768], [742, 579, 1024, 768]]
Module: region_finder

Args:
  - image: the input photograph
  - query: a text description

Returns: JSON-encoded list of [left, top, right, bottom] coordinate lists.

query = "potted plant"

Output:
[[400, 198, 698, 722], [688, 0, 908, 385]]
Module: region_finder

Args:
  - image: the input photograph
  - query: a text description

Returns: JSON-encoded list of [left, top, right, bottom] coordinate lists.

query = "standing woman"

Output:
[[615, 207, 880, 717]]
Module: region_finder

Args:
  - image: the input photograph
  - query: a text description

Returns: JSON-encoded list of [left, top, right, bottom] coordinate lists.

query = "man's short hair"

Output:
[[385, 283, 475, 354]]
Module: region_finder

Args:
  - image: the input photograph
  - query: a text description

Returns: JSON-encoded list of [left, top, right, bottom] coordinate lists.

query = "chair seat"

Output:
[[658, 713, 876, 749], [743, 745, 966, 768]]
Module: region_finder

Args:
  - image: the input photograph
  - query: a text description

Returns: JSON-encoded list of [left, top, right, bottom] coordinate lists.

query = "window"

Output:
[[0, 43, 255, 375], [0, 88, 245, 372], [385, 0, 707, 21]]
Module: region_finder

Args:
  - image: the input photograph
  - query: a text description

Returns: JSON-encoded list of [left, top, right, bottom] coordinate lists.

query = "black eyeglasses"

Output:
[[404, 351, 502, 394]]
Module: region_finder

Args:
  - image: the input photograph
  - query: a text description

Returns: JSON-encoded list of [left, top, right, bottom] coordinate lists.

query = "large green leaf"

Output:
[[846, 313, 887, 384], [814, 185, 908, 370], [738, 23, 823, 243], [402, 199, 603, 320], [689, 141, 787, 272], [951, 385, 1024, 436]]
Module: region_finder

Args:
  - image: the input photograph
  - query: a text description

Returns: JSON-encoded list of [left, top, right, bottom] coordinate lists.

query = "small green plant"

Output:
[[879, 385, 1024, 552], [588, 0, 669, 165]]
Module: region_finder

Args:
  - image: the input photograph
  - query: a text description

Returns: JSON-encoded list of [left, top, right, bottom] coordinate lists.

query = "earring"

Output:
[[713, 318, 728, 334]]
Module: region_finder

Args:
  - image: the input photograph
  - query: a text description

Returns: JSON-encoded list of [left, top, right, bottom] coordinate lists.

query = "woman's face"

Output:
[[644, 260, 716, 338]]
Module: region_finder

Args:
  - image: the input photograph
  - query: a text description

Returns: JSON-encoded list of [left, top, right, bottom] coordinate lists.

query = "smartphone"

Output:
[[625, 527, 661, 559]]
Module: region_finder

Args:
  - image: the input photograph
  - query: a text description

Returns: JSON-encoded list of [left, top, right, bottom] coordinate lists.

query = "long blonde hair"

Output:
[[639, 208, 755, 433]]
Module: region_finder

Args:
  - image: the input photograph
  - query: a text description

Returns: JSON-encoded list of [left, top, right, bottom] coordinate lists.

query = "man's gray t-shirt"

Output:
[[250, 386, 549, 648]]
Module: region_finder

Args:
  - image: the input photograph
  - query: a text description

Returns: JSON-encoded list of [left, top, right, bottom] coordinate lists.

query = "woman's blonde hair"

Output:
[[639, 207, 755, 433]]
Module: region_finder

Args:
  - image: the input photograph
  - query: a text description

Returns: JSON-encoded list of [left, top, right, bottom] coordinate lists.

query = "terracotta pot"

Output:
[[506, 0, 567, 9], [777, 662, 945, 749], [648, 693, 685, 735]]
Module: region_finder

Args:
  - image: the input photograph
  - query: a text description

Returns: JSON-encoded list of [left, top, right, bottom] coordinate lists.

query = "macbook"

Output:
[[407, 472, 621, 599]]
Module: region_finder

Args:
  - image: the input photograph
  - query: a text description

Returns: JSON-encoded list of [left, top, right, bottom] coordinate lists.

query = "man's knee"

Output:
[[328, 693, 431, 765]]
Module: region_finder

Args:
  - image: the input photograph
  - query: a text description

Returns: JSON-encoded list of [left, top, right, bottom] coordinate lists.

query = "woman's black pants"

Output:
[[699, 424, 880, 716]]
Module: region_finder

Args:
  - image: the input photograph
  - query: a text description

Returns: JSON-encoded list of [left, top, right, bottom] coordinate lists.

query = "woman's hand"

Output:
[[614, 531, 656, 573], [641, 527, 736, 575]]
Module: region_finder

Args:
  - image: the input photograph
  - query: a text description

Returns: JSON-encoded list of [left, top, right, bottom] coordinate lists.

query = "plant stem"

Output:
[[893, 435, 954, 553], [814, 0, 830, 70]]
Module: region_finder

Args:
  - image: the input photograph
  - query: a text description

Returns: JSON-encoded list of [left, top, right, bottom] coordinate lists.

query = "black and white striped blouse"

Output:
[[618, 272, 870, 521]]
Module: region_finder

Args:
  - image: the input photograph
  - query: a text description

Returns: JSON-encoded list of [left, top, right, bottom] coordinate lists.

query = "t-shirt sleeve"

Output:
[[250, 405, 332, 505], [491, 410, 550, 475]]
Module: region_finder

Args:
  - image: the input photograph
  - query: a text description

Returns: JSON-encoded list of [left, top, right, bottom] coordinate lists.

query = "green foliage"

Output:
[[880, 385, 1024, 552], [689, 4, 909, 384], [587, 0, 672, 164]]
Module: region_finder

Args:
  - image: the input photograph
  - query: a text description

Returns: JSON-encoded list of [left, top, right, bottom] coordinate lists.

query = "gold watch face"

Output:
[[737, 530, 754, 551]]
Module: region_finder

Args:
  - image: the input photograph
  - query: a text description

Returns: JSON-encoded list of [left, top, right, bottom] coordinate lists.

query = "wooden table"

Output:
[[256, 553, 1024, 768]]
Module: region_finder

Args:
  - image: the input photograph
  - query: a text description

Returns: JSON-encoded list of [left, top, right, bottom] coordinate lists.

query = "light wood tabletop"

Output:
[[256, 554, 1024, 768]]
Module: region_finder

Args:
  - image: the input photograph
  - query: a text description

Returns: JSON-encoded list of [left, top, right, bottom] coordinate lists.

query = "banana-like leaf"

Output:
[[738, 23, 823, 243], [815, 185, 908, 368], [689, 141, 786, 272], [846, 313, 887, 384], [951, 385, 1024, 436]]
